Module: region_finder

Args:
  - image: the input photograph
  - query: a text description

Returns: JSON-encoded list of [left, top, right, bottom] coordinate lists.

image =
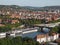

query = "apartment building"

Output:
[[36, 33, 59, 43]]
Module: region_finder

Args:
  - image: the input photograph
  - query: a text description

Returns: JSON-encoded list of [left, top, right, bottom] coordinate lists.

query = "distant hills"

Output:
[[41, 6, 60, 10], [0, 5, 60, 11]]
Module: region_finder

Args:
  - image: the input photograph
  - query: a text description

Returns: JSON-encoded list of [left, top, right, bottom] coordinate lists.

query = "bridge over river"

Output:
[[33, 22, 60, 32]]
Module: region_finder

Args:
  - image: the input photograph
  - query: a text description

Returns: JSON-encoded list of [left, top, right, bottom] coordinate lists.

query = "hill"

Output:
[[0, 5, 60, 11]]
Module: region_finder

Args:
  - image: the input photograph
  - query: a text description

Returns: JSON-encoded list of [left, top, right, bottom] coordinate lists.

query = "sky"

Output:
[[0, 0, 60, 7]]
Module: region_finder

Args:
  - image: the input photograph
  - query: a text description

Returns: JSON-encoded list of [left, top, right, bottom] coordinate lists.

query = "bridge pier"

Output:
[[33, 25, 53, 33], [38, 26, 44, 32], [38, 26, 52, 33]]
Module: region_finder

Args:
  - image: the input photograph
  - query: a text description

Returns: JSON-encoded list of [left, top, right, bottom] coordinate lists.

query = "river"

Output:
[[22, 28, 50, 38]]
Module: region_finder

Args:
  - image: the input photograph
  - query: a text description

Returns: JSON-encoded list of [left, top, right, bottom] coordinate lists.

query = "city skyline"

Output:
[[0, 0, 60, 7]]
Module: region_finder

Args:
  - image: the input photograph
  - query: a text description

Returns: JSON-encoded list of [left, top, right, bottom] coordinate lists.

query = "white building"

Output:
[[22, 28, 38, 34], [36, 34, 46, 43], [36, 33, 59, 43], [9, 28, 38, 37], [9, 30, 22, 37], [0, 33, 6, 38]]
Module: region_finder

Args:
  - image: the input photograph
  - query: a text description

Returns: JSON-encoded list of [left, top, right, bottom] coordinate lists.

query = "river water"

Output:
[[22, 28, 50, 38]]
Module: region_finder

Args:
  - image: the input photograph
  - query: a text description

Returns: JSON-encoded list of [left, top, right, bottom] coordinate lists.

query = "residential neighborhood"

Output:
[[0, 0, 60, 45]]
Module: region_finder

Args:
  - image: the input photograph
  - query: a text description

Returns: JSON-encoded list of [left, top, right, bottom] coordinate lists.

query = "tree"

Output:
[[51, 27, 58, 33]]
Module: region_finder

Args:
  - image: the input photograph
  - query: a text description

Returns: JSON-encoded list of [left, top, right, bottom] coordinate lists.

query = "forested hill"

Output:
[[0, 5, 60, 11], [0, 5, 40, 11], [41, 6, 60, 10]]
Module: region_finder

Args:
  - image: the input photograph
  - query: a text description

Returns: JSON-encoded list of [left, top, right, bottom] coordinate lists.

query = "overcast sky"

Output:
[[0, 0, 60, 7]]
